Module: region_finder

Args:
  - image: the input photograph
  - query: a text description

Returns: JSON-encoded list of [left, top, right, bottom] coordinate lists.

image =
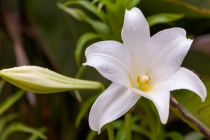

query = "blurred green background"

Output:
[[0, 0, 210, 139]]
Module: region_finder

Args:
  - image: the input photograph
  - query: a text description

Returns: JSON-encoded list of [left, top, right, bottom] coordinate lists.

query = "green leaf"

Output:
[[87, 131, 97, 140], [57, 3, 86, 22], [122, 0, 141, 9], [63, 1, 106, 22], [185, 131, 204, 140], [181, 0, 210, 10], [86, 123, 107, 140], [0, 113, 19, 134], [140, 0, 210, 18], [131, 124, 151, 138], [0, 122, 46, 140], [146, 13, 184, 27], [97, 1, 105, 12], [100, 0, 116, 10], [115, 115, 144, 140], [75, 32, 99, 67], [91, 0, 100, 5], [74, 66, 88, 102], [166, 131, 184, 140], [26, 127, 47, 140], [0, 66, 103, 93], [57, 3, 111, 40], [115, 121, 125, 140], [171, 78, 210, 139], [75, 93, 100, 127], [0, 90, 24, 114], [85, 17, 111, 40]]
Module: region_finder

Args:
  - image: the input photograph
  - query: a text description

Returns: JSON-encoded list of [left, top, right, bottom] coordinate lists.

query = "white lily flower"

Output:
[[83, 7, 207, 133]]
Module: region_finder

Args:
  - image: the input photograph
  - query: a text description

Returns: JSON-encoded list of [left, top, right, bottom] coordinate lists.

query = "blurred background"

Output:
[[0, 0, 210, 139]]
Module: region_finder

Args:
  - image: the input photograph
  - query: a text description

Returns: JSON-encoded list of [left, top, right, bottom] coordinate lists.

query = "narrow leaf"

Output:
[[121, 0, 141, 9], [75, 32, 99, 67], [140, 0, 210, 18], [75, 93, 99, 127], [0, 113, 19, 134], [97, 1, 105, 12], [57, 3, 111, 40], [63, 1, 106, 21], [146, 13, 184, 27], [26, 127, 47, 140], [166, 131, 184, 140], [86, 17, 111, 40], [57, 3, 87, 22], [115, 116, 143, 140], [0, 122, 46, 140], [131, 124, 151, 138], [185, 131, 204, 140], [0, 90, 24, 114], [87, 131, 97, 140]]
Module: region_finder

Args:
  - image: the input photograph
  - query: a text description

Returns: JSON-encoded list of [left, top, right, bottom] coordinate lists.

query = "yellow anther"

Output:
[[137, 76, 141, 84], [136, 75, 151, 92]]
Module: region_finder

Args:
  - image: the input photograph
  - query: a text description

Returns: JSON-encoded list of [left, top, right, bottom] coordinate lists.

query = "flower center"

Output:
[[136, 75, 153, 92]]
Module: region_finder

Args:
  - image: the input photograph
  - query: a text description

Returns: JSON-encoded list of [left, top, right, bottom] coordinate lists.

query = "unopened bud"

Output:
[[0, 66, 102, 93]]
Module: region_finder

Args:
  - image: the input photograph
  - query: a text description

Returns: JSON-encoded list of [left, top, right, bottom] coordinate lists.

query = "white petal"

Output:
[[121, 7, 150, 57], [147, 28, 192, 82], [89, 83, 140, 133], [84, 41, 132, 86], [132, 83, 170, 124], [163, 67, 207, 102]]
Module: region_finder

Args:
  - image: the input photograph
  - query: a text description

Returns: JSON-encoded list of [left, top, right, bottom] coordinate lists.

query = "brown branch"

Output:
[[3, 12, 29, 66], [191, 34, 210, 55], [170, 95, 210, 139]]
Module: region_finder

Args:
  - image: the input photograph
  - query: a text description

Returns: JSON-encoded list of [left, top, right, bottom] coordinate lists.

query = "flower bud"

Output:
[[0, 66, 102, 93]]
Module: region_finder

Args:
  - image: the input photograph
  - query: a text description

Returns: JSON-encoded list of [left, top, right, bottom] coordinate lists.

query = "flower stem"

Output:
[[125, 112, 132, 140], [107, 122, 115, 140]]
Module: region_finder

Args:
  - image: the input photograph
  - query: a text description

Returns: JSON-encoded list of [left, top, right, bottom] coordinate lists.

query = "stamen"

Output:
[[136, 75, 152, 92], [141, 75, 150, 83], [137, 76, 141, 84], [144, 85, 153, 92]]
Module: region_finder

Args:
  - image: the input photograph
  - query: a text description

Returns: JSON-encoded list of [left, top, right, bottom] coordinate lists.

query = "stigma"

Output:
[[136, 75, 152, 92]]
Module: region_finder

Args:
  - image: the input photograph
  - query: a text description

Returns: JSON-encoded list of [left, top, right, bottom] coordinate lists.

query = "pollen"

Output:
[[136, 75, 152, 92], [137, 76, 141, 84]]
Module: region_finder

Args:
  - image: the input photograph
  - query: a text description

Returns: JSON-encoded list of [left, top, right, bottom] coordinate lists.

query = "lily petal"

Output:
[[147, 28, 192, 82], [89, 83, 140, 133], [163, 67, 207, 101], [121, 7, 150, 57], [84, 41, 131, 86], [132, 83, 170, 124]]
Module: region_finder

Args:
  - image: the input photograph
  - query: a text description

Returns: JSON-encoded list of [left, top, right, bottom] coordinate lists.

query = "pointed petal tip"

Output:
[[161, 120, 167, 125], [197, 81, 207, 103], [201, 92, 207, 102], [98, 130, 101, 135], [159, 112, 168, 124], [88, 83, 140, 135]]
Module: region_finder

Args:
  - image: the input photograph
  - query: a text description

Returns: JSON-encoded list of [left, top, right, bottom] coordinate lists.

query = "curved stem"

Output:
[[107, 122, 115, 140]]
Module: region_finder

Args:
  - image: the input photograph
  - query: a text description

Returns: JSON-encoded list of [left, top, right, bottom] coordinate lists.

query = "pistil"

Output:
[[136, 75, 151, 91]]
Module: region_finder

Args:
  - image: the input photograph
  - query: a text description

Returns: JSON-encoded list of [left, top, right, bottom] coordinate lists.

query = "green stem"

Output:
[[125, 112, 132, 140], [107, 122, 114, 140], [74, 66, 87, 102]]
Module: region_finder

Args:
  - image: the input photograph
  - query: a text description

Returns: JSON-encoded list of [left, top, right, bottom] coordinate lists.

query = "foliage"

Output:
[[0, 0, 210, 139], [0, 85, 46, 140]]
